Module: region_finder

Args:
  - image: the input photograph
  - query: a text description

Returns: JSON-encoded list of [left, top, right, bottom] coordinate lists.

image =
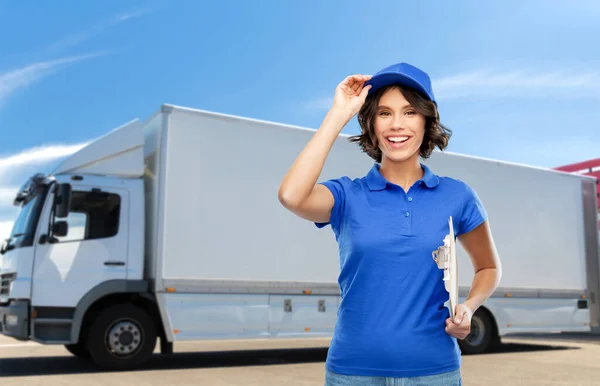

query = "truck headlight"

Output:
[[6, 315, 18, 326]]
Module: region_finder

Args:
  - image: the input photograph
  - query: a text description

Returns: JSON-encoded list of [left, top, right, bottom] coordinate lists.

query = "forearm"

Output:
[[278, 108, 352, 207], [464, 267, 501, 313]]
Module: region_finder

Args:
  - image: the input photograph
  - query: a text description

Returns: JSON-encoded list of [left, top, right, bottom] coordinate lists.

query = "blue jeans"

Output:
[[324, 368, 462, 386]]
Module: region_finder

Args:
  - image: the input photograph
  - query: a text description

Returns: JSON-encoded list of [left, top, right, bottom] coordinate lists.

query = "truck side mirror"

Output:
[[55, 183, 72, 218], [52, 221, 69, 237]]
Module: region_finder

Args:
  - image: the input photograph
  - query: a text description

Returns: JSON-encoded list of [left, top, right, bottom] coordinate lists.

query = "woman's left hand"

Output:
[[445, 304, 474, 340]]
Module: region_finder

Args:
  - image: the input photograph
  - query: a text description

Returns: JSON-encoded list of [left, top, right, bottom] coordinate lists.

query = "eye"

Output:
[[378, 111, 391, 116], [405, 110, 416, 115]]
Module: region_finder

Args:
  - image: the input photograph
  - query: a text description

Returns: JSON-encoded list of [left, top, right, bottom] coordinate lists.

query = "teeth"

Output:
[[388, 136, 409, 143]]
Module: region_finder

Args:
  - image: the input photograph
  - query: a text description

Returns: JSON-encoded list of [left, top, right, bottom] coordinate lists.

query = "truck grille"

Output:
[[0, 273, 16, 296]]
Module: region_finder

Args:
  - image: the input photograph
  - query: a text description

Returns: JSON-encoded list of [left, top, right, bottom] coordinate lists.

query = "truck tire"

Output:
[[64, 342, 90, 358], [85, 304, 157, 369], [458, 309, 496, 355]]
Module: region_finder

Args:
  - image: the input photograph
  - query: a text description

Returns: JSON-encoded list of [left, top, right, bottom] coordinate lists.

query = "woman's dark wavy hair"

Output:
[[348, 84, 452, 163]]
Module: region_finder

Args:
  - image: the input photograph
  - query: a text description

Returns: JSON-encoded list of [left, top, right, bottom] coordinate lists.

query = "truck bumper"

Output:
[[0, 300, 29, 341]]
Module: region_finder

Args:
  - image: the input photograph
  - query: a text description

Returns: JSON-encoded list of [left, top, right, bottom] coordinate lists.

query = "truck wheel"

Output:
[[64, 342, 90, 358], [458, 309, 496, 355], [85, 304, 157, 369]]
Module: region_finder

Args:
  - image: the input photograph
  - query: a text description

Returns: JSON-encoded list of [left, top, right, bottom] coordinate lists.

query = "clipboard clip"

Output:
[[432, 234, 452, 291], [432, 216, 457, 317]]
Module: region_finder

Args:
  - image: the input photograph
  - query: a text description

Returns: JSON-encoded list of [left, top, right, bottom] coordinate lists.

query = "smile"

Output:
[[386, 136, 411, 148]]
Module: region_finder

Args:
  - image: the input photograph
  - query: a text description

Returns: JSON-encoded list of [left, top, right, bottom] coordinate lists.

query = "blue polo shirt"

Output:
[[315, 162, 487, 377]]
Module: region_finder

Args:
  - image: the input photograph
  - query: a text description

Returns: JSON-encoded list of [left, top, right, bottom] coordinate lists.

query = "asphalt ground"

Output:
[[1, 333, 599, 385]]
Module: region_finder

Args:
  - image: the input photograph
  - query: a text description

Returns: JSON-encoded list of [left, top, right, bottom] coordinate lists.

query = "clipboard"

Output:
[[432, 216, 458, 318]]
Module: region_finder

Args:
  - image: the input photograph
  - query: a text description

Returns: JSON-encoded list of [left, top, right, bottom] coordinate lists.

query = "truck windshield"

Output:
[[6, 183, 49, 250]]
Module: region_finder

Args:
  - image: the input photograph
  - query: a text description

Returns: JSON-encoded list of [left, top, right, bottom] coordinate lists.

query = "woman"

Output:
[[278, 62, 501, 385]]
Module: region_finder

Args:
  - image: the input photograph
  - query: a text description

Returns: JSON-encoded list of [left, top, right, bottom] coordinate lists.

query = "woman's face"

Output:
[[373, 87, 426, 164]]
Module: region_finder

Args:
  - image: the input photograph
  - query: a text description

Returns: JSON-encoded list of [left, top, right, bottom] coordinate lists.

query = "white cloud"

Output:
[[0, 187, 19, 203], [0, 221, 14, 242], [433, 69, 600, 101], [0, 52, 107, 107], [0, 142, 88, 181], [46, 8, 153, 54], [117, 8, 153, 22]]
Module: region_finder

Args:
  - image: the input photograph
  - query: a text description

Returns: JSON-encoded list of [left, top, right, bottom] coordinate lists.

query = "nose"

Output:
[[391, 114, 406, 130]]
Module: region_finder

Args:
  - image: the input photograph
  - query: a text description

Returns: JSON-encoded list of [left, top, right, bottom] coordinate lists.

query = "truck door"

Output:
[[31, 186, 129, 314]]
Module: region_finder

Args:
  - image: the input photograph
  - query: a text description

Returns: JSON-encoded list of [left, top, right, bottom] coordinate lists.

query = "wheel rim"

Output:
[[465, 315, 486, 347], [105, 319, 144, 357]]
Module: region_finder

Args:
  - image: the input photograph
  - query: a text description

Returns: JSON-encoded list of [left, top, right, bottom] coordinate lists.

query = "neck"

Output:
[[379, 155, 423, 191]]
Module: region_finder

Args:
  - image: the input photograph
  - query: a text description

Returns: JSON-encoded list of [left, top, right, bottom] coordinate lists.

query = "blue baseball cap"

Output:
[[365, 62, 436, 103]]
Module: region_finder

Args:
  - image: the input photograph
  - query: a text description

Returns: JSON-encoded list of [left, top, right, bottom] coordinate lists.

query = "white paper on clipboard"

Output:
[[432, 216, 458, 318]]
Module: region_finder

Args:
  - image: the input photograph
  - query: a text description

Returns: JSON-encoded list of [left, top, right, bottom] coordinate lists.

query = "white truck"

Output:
[[0, 104, 598, 369]]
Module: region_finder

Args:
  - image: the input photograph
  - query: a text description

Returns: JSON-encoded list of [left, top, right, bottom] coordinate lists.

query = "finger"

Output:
[[453, 309, 466, 324], [340, 83, 354, 96], [348, 75, 368, 91], [339, 76, 355, 89], [445, 326, 458, 338], [341, 78, 361, 95], [343, 78, 358, 94], [359, 84, 372, 99], [350, 77, 363, 93], [341, 74, 363, 86], [446, 327, 466, 340]]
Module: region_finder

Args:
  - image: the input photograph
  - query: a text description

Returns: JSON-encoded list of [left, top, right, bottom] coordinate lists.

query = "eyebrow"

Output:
[[377, 104, 412, 110]]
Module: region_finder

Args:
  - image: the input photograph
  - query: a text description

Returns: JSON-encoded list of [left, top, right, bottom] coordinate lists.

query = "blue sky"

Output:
[[1, 0, 599, 238]]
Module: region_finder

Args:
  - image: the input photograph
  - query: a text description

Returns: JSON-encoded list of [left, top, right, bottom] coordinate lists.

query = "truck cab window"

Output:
[[54, 191, 121, 242]]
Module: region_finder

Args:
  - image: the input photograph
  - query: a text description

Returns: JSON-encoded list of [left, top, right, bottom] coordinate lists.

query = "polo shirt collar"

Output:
[[366, 163, 440, 190]]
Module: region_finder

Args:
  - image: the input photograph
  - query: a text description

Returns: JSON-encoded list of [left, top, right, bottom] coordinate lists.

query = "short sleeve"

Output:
[[314, 177, 347, 232], [457, 183, 488, 236]]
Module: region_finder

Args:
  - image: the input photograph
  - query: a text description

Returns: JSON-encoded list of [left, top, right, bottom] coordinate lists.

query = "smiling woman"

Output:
[[278, 62, 501, 386]]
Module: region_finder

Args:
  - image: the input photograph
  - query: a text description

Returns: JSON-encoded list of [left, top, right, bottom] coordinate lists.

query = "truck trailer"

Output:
[[0, 104, 598, 369]]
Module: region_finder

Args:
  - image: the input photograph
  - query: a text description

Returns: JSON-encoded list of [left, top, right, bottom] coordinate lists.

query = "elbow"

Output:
[[492, 250, 502, 282], [277, 187, 300, 211], [486, 258, 503, 288], [495, 260, 503, 286], [474, 256, 502, 288]]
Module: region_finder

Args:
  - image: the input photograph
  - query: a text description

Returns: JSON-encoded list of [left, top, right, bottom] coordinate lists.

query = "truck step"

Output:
[[34, 318, 73, 325]]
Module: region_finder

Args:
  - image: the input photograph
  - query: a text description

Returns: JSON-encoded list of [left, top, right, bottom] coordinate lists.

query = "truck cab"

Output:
[[0, 119, 161, 369]]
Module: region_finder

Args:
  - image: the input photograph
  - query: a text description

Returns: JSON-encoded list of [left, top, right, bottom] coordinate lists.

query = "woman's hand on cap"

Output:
[[332, 74, 372, 118]]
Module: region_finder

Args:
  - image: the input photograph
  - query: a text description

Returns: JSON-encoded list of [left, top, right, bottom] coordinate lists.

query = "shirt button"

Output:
[[408, 197, 413, 202], [405, 212, 410, 217]]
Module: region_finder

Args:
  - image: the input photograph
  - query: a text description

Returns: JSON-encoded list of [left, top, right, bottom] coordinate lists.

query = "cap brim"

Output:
[[365, 73, 433, 101]]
